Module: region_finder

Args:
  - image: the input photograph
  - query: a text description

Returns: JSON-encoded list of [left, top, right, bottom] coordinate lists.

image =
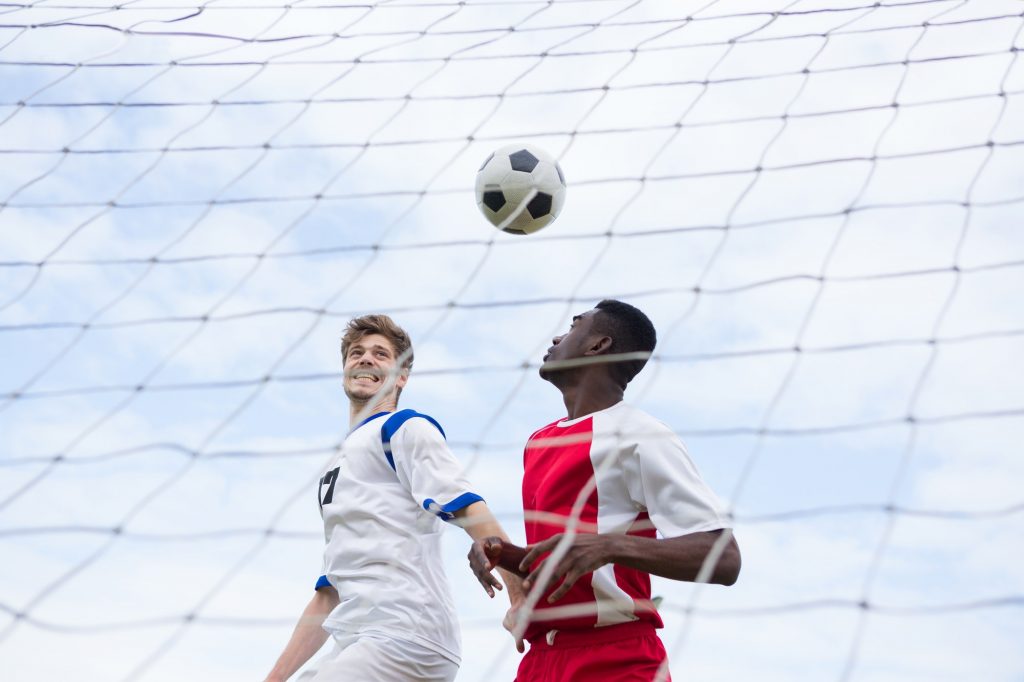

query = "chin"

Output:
[[344, 385, 381, 402], [538, 364, 562, 384]]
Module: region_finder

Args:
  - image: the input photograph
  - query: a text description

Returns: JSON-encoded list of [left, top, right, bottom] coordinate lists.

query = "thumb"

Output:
[[484, 537, 504, 558]]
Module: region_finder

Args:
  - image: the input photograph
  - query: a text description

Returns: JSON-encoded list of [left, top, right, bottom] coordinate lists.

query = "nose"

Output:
[[551, 334, 564, 345]]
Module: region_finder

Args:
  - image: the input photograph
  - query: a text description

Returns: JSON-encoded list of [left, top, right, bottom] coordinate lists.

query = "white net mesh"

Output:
[[1, 0, 1023, 679]]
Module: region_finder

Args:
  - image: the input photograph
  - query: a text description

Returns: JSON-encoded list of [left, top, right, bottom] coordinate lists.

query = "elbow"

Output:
[[713, 539, 742, 586], [717, 562, 740, 586], [314, 584, 341, 611]]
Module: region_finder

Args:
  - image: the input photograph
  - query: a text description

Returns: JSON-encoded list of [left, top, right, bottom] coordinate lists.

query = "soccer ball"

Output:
[[475, 143, 566, 235]]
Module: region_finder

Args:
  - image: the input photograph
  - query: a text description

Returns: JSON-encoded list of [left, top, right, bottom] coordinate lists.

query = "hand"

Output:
[[467, 536, 505, 598], [503, 603, 526, 654], [520, 533, 618, 603]]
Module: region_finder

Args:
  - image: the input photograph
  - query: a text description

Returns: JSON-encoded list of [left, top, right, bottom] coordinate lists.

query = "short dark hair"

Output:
[[592, 299, 657, 385]]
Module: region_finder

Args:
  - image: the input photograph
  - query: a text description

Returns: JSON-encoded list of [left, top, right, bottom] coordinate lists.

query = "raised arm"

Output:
[[264, 585, 339, 682]]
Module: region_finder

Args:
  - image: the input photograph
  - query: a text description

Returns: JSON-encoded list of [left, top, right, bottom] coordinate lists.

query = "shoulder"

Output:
[[381, 409, 446, 444], [526, 417, 565, 442], [607, 404, 682, 452], [599, 403, 673, 435]]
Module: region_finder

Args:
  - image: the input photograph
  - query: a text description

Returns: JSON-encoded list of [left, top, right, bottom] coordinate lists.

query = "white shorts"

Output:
[[298, 632, 459, 682]]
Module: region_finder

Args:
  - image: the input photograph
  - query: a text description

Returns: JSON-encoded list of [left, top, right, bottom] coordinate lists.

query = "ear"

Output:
[[584, 335, 613, 356], [395, 368, 410, 390]]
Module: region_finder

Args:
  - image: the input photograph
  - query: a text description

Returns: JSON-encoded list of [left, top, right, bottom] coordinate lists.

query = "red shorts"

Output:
[[515, 621, 671, 682]]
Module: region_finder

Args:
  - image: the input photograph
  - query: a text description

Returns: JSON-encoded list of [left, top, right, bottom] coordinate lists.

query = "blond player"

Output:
[[266, 315, 521, 682]]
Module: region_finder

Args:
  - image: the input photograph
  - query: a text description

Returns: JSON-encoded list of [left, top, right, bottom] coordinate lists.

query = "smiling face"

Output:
[[342, 333, 409, 405]]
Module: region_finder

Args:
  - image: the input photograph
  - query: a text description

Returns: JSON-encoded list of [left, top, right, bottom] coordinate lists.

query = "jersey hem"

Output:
[[321, 621, 462, 665]]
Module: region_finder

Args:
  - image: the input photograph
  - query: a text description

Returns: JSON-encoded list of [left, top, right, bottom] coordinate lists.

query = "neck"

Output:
[[349, 395, 397, 429], [558, 373, 624, 420]]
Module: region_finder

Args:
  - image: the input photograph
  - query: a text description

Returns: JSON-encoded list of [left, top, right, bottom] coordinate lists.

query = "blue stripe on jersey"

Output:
[[380, 409, 446, 471], [423, 492, 484, 521], [314, 575, 331, 590], [351, 411, 391, 434]]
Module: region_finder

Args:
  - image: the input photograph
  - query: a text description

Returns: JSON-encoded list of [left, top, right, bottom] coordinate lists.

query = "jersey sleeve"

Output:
[[624, 423, 730, 538], [388, 413, 483, 521]]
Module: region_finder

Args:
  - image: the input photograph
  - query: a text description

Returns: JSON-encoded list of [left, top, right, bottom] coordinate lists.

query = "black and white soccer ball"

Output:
[[475, 143, 566, 235]]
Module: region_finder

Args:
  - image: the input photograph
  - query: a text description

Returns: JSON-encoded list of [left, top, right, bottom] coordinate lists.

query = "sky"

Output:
[[1, 0, 1023, 680]]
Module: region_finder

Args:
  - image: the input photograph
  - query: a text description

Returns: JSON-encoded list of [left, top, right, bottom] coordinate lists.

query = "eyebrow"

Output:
[[350, 343, 392, 355]]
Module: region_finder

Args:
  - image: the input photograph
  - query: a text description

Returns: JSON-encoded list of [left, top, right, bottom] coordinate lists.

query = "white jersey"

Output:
[[315, 410, 481, 664]]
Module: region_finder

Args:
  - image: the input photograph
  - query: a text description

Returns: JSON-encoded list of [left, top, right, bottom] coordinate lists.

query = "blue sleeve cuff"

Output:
[[423, 492, 484, 521], [314, 575, 331, 590]]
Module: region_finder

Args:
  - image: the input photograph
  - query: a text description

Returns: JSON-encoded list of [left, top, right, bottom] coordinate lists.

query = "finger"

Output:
[[474, 569, 500, 598], [527, 548, 574, 582], [522, 557, 548, 592], [484, 537, 504, 559], [469, 542, 499, 571], [519, 536, 559, 573], [547, 570, 580, 603], [516, 637, 525, 654]]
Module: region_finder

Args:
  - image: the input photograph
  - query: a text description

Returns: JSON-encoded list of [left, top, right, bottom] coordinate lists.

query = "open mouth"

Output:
[[350, 371, 381, 384]]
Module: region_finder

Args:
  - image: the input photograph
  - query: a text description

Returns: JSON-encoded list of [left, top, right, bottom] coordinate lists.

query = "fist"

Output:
[[494, 541, 529, 578]]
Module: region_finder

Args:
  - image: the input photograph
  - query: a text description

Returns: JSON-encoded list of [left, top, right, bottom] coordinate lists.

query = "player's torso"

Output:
[[318, 413, 455, 641], [319, 413, 439, 540], [523, 404, 653, 540], [522, 403, 661, 635]]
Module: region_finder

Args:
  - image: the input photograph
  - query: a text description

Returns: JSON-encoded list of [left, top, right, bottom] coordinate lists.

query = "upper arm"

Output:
[[390, 415, 482, 519], [625, 427, 730, 538]]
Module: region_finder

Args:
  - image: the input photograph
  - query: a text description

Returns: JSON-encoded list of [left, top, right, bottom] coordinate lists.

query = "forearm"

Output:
[[265, 588, 339, 682], [607, 529, 741, 586], [454, 501, 508, 541], [455, 502, 527, 603]]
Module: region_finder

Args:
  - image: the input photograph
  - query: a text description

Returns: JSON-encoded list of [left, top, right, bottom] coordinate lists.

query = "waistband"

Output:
[[527, 620, 657, 649]]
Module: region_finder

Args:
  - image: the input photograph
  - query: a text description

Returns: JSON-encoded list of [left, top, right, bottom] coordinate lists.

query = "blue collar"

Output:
[[349, 411, 391, 434]]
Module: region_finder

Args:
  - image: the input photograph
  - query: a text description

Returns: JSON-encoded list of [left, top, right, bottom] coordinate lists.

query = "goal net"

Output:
[[1, 0, 1022, 680]]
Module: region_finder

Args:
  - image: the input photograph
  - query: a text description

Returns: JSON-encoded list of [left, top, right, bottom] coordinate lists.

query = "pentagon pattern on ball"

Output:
[[482, 189, 506, 212], [474, 142, 566, 235], [509, 149, 540, 173], [527, 192, 552, 218]]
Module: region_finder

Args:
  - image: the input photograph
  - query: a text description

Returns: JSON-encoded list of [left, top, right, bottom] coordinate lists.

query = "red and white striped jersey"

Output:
[[521, 401, 728, 640]]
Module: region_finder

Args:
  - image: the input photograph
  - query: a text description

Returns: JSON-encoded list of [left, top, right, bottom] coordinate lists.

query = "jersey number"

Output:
[[319, 467, 340, 508]]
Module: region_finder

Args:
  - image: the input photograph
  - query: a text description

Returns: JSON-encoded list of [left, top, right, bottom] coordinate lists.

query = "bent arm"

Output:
[[265, 586, 340, 682], [521, 529, 740, 602]]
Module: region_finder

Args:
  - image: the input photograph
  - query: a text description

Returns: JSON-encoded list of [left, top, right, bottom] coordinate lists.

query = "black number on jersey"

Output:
[[319, 467, 340, 508]]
